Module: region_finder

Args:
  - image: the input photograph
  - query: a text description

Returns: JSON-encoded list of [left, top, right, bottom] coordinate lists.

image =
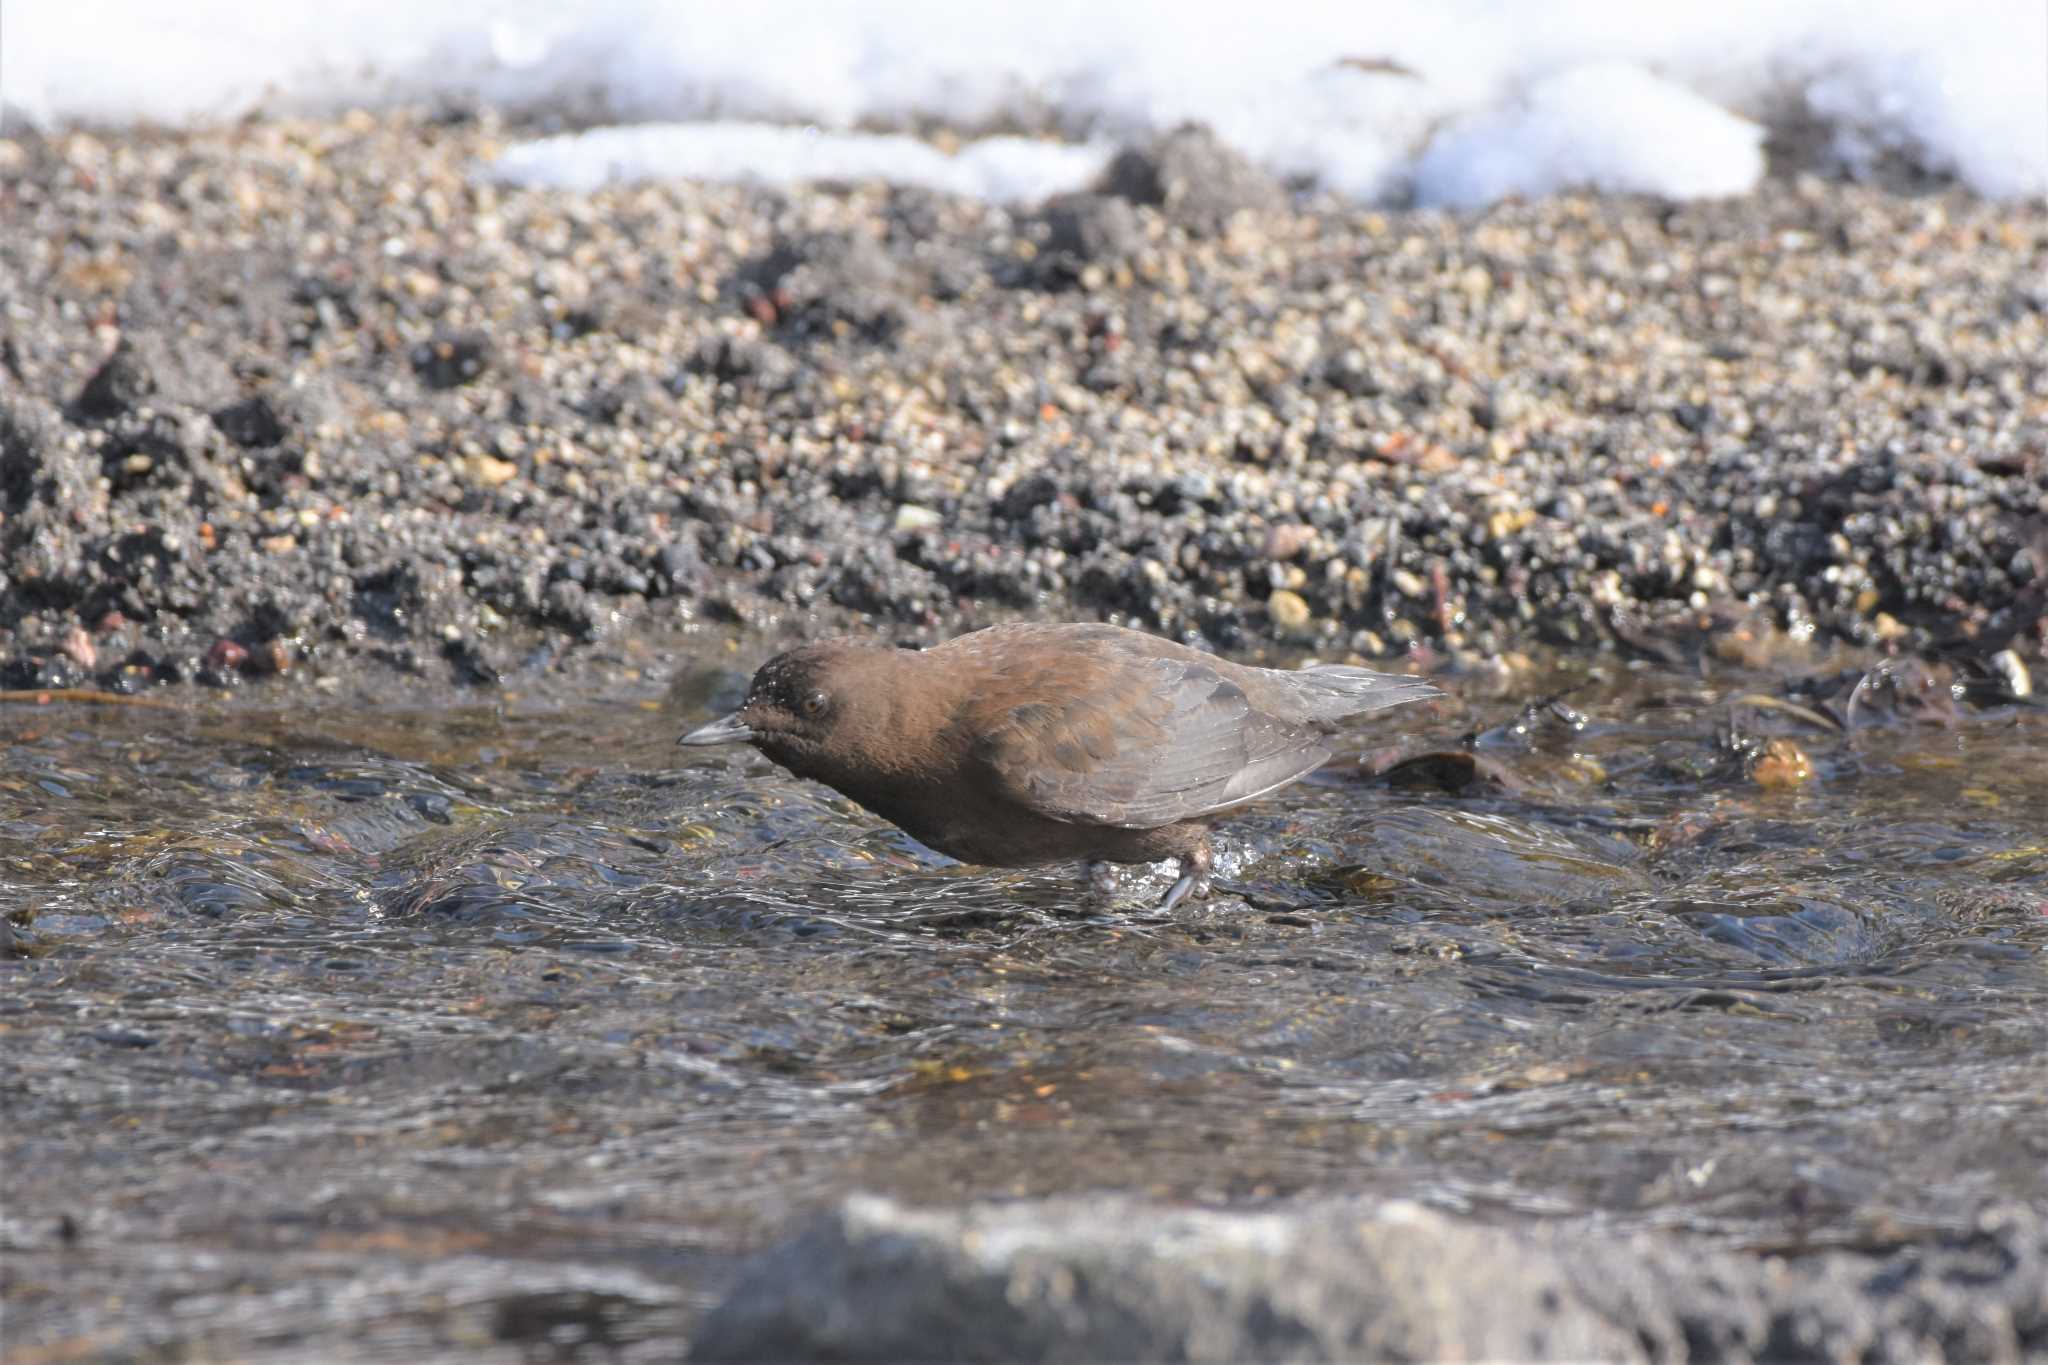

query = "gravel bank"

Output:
[[1, 111, 2044, 692]]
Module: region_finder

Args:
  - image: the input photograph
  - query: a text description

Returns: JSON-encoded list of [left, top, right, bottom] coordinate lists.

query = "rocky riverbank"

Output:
[[2, 110, 2043, 696]]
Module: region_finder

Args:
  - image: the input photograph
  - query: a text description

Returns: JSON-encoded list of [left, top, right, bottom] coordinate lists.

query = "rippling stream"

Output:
[[5, 641, 2045, 1360]]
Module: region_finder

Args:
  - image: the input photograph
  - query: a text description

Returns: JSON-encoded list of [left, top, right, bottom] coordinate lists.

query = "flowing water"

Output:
[[4, 640, 2045, 1360]]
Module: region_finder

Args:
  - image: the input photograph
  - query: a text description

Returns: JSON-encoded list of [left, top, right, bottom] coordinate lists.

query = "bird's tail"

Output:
[[1286, 664, 1442, 722]]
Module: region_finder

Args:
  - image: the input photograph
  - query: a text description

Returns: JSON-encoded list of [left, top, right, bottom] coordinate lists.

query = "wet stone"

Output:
[[90, 1026, 160, 1049], [441, 637, 503, 687], [32, 655, 85, 690]]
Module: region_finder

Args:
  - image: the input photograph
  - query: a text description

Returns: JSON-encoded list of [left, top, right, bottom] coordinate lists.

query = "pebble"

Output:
[[1262, 523, 1316, 561], [1750, 739, 1816, 790], [59, 626, 97, 671], [1266, 589, 1313, 632]]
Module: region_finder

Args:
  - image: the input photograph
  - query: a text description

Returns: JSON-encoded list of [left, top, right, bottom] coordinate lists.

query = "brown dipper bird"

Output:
[[678, 622, 1440, 908]]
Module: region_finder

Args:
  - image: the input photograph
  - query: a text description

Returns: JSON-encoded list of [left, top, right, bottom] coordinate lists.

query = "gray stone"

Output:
[[1101, 123, 1288, 233], [1030, 193, 1144, 286], [691, 1196, 2048, 1363]]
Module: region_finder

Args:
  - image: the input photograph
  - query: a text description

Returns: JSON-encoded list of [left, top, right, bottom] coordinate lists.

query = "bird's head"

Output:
[[677, 641, 911, 779]]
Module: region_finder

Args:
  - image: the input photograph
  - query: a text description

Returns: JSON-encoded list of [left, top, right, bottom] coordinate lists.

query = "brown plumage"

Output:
[[678, 622, 1441, 908]]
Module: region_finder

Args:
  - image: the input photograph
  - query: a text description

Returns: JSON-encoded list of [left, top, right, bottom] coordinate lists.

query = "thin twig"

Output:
[[0, 688, 186, 710]]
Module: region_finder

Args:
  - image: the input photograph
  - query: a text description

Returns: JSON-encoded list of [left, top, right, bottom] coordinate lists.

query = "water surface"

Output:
[[4, 645, 2045, 1359]]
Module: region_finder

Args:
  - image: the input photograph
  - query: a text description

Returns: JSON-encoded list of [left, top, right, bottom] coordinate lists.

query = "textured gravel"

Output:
[[1, 111, 2043, 693]]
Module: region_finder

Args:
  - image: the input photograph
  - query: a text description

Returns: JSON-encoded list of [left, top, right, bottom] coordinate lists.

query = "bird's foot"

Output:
[[1159, 844, 1213, 912]]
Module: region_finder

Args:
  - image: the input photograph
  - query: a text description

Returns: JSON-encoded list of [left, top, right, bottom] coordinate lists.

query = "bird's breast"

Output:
[[813, 771, 1092, 868]]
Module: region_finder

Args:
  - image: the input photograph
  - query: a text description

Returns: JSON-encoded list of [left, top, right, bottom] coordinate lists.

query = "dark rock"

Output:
[[1672, 401, 1712, 435], [354, 564, 422, 638], [212, 396, 287, 448], [205, 638, 250, 672], [1100, 123, 1287, 233], [735, 232, 912, 345], [442, 638, 502, 687], [33, 654, 85, 690], [552, 307, 603, 341], [410, 333, 492, 389], [543, 578, 597, 634], [72, 340, 155, 421], [99, 415, 189, 491], [683, 335, 797, 392], [285, 273, 363, 352], [90, 1026, 159, 1049], [0, 403, 40, 516], [916, 243, 985, 302], [884, 185, 951, 244], [1080, 351, 1133, 393], [107, 661, 155, 694], [657, 535, 710, 596], [1030, 194, 1143, 287], [996, 473, 1063, 522], [575, 380, 639, 425]]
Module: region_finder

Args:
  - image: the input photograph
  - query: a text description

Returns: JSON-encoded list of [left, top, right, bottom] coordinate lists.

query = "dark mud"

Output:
[[1, 114, 2044, 697], [3, 643, 2044, 1359]]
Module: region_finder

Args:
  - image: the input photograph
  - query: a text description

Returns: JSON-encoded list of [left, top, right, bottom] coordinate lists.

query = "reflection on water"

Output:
[[4, 648, 2045, 1358]]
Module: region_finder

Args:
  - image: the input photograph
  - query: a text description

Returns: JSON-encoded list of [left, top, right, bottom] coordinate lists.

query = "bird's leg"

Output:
[[1159, 839, 1213, 912], [1084, 860, 1121, 899]]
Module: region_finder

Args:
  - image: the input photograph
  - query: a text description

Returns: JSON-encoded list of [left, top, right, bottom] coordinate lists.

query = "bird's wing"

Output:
[[970, 652, 1332, 829]]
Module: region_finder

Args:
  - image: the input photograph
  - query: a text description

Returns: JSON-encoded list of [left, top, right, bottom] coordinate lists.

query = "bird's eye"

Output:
[[801, 689, 829, 718]]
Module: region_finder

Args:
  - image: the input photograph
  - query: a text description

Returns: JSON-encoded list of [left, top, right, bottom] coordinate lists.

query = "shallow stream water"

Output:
[[4, 640, 2045, 1360]]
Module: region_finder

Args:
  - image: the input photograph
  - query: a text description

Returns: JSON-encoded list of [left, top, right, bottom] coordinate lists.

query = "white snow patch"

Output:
[[490, 122, 1112, 202], [1411, 62, 1767, 208], [2, 0, 2041, 204]]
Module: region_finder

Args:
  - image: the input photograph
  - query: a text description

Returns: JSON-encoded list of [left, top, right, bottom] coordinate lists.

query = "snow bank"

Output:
[[3, 0, 2040, 205]]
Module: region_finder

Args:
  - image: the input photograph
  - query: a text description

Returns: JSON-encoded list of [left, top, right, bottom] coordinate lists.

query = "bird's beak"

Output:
[[677, 711, 755, 746]]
